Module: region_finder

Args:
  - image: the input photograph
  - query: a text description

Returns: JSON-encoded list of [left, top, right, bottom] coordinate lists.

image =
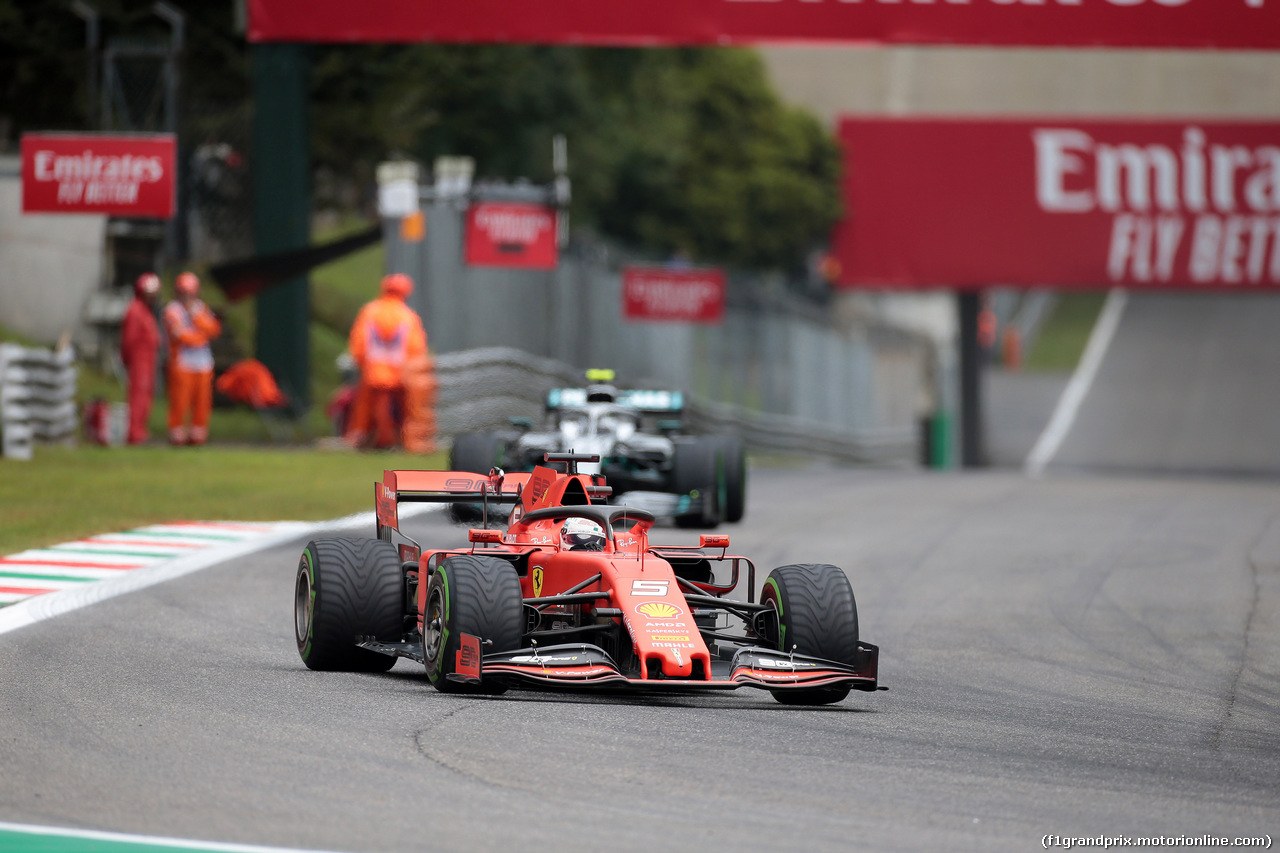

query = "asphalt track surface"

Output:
[[1050, 292, 1280, 478], [2, 464, 1278, 853]]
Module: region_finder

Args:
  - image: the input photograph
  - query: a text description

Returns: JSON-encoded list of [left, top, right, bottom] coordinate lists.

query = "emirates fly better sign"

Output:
[[465, 202, 558, 269], [623, 267, 726, 324], [833, 118, 1280, 290], [21, 133, 176, 219], [247, 0, 1280, 50]]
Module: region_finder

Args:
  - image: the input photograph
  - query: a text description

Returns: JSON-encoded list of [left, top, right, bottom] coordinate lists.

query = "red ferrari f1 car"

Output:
[[294, 453, 879, 705]]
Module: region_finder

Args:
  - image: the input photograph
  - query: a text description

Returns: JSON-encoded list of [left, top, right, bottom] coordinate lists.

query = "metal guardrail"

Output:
[[433, 347, 916, 464]]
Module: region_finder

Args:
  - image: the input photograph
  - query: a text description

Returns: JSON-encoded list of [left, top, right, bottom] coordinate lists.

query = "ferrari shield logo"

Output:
[[532, 566, 544, 597]]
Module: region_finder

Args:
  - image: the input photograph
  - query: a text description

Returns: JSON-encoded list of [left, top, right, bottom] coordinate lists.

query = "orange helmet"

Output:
[[176, 271, 200, 296], [381, 273, 413, 299], [135, 272, 161, 297]]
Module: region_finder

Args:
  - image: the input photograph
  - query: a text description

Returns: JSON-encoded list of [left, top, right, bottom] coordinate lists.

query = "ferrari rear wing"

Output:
[[383, 469, 531, 504], [376, 469, 532, 541]]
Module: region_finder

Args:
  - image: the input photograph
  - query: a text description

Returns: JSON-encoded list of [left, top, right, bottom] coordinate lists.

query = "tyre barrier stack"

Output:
[[0, 344, 77, 461], [433, 347, 916, 465], [433, 347, 581, 439]]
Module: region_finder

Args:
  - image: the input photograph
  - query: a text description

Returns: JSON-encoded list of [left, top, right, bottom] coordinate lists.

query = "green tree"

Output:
[[583, 48, 841, 269], [1, 3, 840, 271], [311, 45, 840, 270]]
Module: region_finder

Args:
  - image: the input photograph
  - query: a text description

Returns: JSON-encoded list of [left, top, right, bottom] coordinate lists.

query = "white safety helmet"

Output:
[[561, 517, 606, 551]]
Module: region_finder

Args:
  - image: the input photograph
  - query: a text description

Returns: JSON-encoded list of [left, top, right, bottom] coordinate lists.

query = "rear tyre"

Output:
[[760, 563, 859, 705], [719, 436, 747, 523], [672, 437, 722, 529], [295, 538, 404, 672], [448, 431, 506, 523], [422, 554, 524, 694]]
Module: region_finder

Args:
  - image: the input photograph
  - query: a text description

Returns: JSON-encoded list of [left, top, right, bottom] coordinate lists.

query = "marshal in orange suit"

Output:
[[163, 272, 222, 445], [345, 273, 428, 449]]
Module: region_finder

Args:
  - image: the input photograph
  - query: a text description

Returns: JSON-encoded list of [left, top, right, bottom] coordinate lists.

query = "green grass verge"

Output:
[[1024, 291, 1109, 372], [0, 444, 446, 556]]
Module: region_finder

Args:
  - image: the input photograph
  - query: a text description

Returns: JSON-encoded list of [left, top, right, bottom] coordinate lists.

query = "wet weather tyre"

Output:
[[672, 437, 722, 528], [719, 436, 746, 523], [760, 563, 859, 705], [422, 554, 524, 694], [295, 538, 404, 672]]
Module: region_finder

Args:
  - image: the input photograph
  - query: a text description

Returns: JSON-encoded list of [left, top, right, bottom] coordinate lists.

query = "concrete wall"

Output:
[[760, 48, 1280, 120], [0, 156, 106, 347]]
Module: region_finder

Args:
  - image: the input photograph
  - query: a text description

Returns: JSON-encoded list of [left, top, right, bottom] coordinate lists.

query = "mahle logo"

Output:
[[636, 601, 682, 619]]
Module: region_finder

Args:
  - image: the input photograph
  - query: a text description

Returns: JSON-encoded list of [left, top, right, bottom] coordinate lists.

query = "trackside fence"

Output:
[[390, 202, 933, 465]]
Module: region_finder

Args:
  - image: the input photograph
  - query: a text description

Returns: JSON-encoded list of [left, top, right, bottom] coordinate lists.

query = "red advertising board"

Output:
[[248, 0, 1280, 50], [832, 117, 1280, 291], [623, 266, 726, 323], [465, 202, 558, 270], [21, 133, 176, 219]]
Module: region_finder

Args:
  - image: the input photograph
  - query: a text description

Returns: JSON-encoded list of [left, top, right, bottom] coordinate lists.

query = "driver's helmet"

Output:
[[561, 517, 606, 551]]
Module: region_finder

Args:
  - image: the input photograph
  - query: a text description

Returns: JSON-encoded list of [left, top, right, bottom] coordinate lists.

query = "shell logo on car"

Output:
[[636, 601, 682, 619]]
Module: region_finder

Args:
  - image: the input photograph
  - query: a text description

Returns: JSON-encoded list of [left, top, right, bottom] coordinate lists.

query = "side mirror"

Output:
[[469, 528, 503, 544], [699, 534, 729, 550]]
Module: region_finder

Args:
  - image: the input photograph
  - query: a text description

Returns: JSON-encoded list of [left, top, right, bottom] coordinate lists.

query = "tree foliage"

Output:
[[310, 45, 841, 269], [1, 1, 840, 270]]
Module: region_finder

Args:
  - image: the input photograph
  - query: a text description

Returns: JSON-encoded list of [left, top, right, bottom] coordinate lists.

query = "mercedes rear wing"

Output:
[[545, 387, 684, 414]]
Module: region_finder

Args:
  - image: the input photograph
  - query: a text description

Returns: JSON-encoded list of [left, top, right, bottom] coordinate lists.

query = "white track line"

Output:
[[0, 820, 349, 853], [1025, 287, 1129, 478], [0, 504, 439, 637]]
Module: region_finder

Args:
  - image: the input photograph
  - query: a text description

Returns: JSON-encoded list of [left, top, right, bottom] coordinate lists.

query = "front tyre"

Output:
[[295, 538, 404, 672], [422, 554, 524, 694], [760, 563, 859, 705]]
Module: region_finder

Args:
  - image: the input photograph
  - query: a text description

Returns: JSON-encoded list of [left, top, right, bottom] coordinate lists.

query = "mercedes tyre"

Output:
[[671, 437, 722, 529], [719, 435, 746, 523]]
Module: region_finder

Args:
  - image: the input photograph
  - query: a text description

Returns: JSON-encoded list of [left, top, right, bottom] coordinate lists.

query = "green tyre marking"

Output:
[[764, 577, 785, 651], [429, 565, 451, 683]]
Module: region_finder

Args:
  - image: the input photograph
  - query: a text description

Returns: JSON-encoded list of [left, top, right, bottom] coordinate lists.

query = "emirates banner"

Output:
[[247, 0, 1280, 49], [21, 133, 176, 219], [465, 202, 558, 269], [623, 267, 726, 323], [832, 118, 1280, 290]]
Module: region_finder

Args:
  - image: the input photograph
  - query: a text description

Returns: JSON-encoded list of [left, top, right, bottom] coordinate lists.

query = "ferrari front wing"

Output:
[[454, 637, 880, 695]]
